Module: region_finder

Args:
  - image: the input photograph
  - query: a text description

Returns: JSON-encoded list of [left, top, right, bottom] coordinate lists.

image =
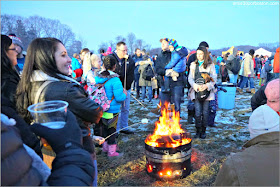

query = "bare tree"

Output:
[[115, 35, 126, 43], [135, 39, 143, 50], [98, 42, 108, 52], [126, 32, 136, 55]]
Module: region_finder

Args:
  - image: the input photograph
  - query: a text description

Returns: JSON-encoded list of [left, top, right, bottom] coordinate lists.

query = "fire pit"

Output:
[[145, 103, 192, 180]]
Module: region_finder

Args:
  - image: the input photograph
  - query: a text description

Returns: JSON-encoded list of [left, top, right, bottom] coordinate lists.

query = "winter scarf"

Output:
[[31, 70, 81, 85]]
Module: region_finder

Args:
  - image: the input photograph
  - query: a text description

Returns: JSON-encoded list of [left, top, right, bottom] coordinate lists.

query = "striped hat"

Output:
[[169, 39, 179, 50]]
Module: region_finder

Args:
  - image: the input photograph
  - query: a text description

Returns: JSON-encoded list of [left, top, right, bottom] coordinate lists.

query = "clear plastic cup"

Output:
[[28, 100, 69, 129]]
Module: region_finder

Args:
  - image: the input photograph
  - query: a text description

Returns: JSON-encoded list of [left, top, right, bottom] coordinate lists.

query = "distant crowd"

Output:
[[1, 33, 279, 186]]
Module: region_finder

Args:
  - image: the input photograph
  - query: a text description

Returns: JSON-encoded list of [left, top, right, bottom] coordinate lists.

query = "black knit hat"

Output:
[[199, 41, 209, 48]]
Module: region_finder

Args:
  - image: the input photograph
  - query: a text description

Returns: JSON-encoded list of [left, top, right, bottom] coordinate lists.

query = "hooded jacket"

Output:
[[214, 132, 279, 186], [273, 47, 279, 73], [95, 70, 126, 114], [165, 46, 188, 73], [109, 52, 135, 90]]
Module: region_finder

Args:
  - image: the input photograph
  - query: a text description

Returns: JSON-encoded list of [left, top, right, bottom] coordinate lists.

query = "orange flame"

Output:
[[145, 102, 191, 148]]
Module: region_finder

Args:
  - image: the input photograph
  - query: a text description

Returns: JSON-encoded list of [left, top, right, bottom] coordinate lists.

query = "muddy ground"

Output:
[[96, 82, 259, 186]]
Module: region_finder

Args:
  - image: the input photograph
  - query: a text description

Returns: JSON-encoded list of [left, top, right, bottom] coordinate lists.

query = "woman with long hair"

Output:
[[16, 37, 103, 185], [188, 46, 217, 139], [1, 34, 42, 157], [1, 34, 20, 105], [94, 55, 127, 157]]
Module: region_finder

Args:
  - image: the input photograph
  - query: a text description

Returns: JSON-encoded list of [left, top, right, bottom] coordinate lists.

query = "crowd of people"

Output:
[[1, 33, 279, 186]]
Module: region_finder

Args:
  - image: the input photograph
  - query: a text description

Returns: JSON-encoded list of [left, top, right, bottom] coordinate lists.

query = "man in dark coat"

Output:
[[109, 41, 135, 134], [155, 38, 171, 109]]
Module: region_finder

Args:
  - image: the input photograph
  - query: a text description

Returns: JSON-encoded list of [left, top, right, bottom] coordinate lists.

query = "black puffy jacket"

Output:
[[1, 122, 95, 186], [251, 84, 267, 111]]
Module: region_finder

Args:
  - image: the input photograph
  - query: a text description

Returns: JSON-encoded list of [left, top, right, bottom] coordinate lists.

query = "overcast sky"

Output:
[[1, 1, 279, 52]]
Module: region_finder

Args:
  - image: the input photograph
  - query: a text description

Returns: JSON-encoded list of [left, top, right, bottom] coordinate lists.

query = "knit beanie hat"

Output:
[[169, 39, 179, 50], [8, 35, 23, 49], [265, 78, 280, 112], [159, 38, 169, 43], [248, 104, 279, 139]]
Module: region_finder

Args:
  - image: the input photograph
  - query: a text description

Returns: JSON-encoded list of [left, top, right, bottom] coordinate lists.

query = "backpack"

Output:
[[142, 64, 155, 81], [264, 60, 273, 73], [87, 79, 114, 112], [226, 57, 241, 74]]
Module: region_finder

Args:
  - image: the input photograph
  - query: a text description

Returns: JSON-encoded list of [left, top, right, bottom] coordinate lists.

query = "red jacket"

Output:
[[253, 58, 256, 68], [274, 47, 279, 73]]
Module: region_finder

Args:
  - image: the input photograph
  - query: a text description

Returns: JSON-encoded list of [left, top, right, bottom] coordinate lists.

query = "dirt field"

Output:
[[96, 84, 257, 186]]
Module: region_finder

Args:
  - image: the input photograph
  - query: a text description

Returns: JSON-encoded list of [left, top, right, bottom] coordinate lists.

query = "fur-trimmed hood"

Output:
[[95, 70, 119, 84]]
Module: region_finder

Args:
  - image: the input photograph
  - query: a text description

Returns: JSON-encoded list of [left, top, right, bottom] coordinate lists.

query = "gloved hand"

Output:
[[30, 111, 83, 154], [165, 69, 173, 76]]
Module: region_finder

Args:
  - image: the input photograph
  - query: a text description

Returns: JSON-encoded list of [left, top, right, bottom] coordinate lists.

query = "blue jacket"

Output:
[[95, 71, 126, 114], [165, 46, 188, 73], [71, 58, 82, 71], [71, 58, 82, 78]]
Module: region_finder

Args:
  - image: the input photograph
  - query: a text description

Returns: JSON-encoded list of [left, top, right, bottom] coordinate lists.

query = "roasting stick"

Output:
[[123, 56, 128, 106], [130, 94, 148, 109], [104, 118, 149, 141]]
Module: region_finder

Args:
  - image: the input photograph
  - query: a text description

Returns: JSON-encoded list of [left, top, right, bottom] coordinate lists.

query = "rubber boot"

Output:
[[108, 144, 123, 158], [194, 127, 201, 139], [188, 110, 195, 124], [102, 141, 108, 153], [200, 127, 206, 139], [251, 88, 255, 94]]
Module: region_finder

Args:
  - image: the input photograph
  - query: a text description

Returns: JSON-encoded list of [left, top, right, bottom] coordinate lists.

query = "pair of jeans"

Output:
[[240, 77, 255, 89], [163, 76, 171, 91], [238, 76, 248, 88], [134, 72, 140, 95], [161, 85, 184, 113], [228, 74, 238, 84], [141, 86, 152, 101], [116, 89, 131, 132], [194, 99, 210, 128]]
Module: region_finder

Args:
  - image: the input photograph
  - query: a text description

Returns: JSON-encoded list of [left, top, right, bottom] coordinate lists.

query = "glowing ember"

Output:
[[145, 102, 191, 148]]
